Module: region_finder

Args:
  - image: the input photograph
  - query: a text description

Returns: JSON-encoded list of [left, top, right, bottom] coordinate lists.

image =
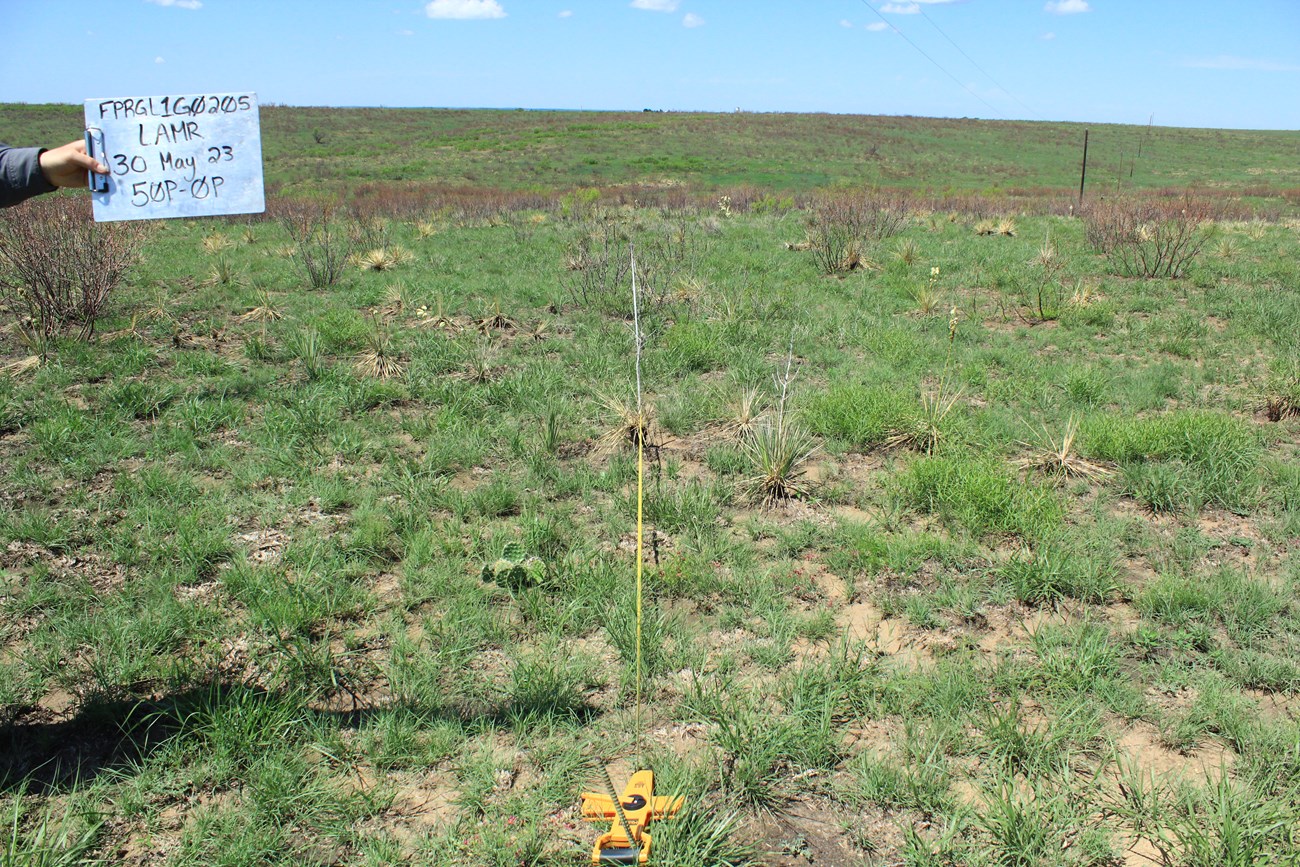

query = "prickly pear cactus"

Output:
[[481, 541, 545, 590]]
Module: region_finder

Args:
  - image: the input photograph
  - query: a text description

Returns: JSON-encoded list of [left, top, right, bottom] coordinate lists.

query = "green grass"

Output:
[[6, 103, 1300, 204], [2, 146, 1300, 864]]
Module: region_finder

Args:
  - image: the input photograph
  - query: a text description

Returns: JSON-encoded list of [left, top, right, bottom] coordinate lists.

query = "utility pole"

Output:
[[1078, 129, 1089, 209]]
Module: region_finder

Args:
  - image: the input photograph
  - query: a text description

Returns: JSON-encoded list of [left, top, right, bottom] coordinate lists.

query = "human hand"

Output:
[[38, 139, 109, 190]]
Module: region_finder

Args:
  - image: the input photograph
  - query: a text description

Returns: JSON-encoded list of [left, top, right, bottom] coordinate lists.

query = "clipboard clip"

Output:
[[84, 127, 108, 193]]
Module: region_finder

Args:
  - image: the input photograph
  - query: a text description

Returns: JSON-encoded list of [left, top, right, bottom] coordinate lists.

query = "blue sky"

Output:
[[2, 0, 1298, 130]]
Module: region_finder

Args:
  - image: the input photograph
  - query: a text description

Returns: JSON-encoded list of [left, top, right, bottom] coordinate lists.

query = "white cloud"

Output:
[[397, 28, 415, 36], [558, 9, 573, 17], [1041, 31, 1056, 39], [145, 0, 202, 9], [840, 19, 853, 28], [424, 0, 505, 20], [682, 12, 704, 27], [155, 56, 166, 63], [866, 22, 890, 31], [1182, 55, 1300, 72], [881, 3, 920, 14], [1045, 0, 1090, 14], [630, 0, 679, 11]]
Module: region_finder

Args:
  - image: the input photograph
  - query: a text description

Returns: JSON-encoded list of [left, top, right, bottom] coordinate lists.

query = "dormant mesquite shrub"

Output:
[[0, 196, 142, 341], [806, 190, 910, 275], [1082, 197, 1213, 278], [274, 198, 353, 288]]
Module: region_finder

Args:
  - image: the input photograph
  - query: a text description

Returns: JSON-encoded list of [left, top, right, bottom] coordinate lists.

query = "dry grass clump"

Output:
[[894, 238, 920, 266], [1068, 280, 1100, 308], [1015, 417, 1113, 483], [1263, 358, 1300, 421], [0, 355, 41, 378], [355, 247, 413, 272], [239, 291, 282, 327]]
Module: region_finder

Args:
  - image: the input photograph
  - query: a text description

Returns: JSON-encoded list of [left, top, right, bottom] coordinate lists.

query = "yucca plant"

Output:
[[201, 232, 235, 254], [381, 280, 410, 316], [415, 220, 439, 239], [597, 391, 654, 453], [291, 326, 326, 380], [239, 290, 282, 325], [894, 237, 920, 266], [888, 306, 962, 454], [522, 318, 551, 342], [203, 255, 242, 287], [355, 246, 412, 272], [886, 381, 963, 455], [909, 285, 942, 317], [475, 299, 515, 334], [459, 338, 497, 383], [1015, 416, 1113, 483], [1068, 279, 1099, 307], [142, 285, 174, 324], [741, 413, 817, 505], [355, 321, 405, 379], [997, 217, 1018, 237], [1214, 236, 1239, 260], [416, 296, 457, 330], [722, 386, 766, 441], [1034, 236, 1059, 271], [740, 341, 818, 505]]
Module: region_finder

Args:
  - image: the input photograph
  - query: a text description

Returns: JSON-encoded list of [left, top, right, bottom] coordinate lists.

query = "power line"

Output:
[[854, 0, 1004, 119], [917, 7, 1044, 121]]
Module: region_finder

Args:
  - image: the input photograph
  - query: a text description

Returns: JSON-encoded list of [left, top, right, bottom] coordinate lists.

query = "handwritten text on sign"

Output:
[[84, 93, 264, 222]]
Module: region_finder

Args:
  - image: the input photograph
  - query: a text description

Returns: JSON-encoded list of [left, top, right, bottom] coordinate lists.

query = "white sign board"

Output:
[[84, 92, 264, 222]]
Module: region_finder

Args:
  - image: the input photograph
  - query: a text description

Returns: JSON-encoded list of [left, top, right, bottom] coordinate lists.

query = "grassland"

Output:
[[6, 102, 1300, 202], [2, 106, 1300, 866]]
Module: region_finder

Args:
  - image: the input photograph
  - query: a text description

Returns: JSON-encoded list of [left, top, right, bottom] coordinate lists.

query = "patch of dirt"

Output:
[[2, 540, 131, 596], [751, 795, 906, 866], [232, 526, 291, 564], [1112, 720, 1233, 782]]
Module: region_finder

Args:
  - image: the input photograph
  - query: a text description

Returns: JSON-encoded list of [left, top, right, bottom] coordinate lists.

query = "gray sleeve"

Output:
[[0, 142, 57, 208]]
